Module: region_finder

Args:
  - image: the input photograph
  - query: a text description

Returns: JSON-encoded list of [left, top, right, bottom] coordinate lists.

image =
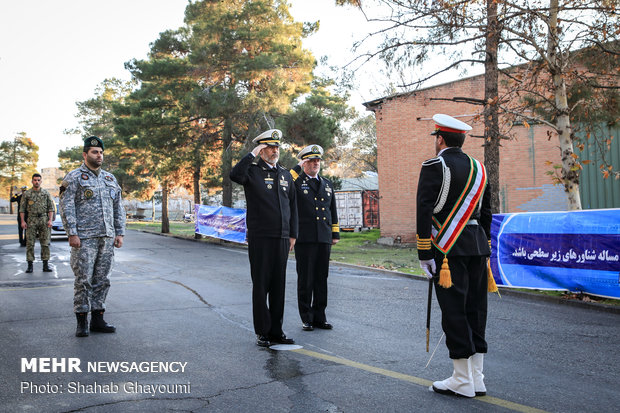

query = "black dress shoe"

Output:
[[268, 334, 295, 344], [302, 322, 314, 331], [313, 322, 333, 330], [256, 335, 271, 347]]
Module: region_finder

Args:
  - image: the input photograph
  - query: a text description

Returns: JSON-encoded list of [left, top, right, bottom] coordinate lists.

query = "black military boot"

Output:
[[42, 260, 53, 272], [75, 313, 89, 337], [25, 261, 33, 273], [90, 310, 116, 333]]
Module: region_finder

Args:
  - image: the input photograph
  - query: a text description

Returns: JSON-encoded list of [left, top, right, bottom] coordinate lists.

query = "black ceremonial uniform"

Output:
[[290, 165, 340, 326], [416, 147, 492, 359], [10, 192, 26, 245], [230, 153, 298, 338]]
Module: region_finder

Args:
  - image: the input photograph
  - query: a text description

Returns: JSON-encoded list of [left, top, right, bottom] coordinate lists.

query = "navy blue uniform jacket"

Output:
[[290, 165, 340, 244], [230, 153, 298, 239]]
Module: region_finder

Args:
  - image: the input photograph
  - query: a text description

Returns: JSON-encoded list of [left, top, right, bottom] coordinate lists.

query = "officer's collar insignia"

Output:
[[81, 173, 89, 180], [104, 175, 113, 181]]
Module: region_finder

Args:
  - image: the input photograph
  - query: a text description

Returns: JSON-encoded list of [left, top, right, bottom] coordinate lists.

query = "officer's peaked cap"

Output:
[[252, 129, 282, 147], [430, 114, 472, 135], [298, 144, 324, 160]]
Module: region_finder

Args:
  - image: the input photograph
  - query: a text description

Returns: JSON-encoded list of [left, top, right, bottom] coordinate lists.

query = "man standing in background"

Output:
[[20, 175, 54, 273]]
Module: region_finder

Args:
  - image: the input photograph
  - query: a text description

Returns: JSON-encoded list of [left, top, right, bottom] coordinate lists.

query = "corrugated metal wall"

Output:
[[575, 124, 620, 209]]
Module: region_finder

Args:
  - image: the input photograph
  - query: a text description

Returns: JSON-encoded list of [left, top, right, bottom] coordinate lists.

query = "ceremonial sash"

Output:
[[431, 156, 487, 254]]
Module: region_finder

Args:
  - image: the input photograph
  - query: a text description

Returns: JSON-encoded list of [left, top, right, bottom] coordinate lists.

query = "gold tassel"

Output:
[[438, 256, 452, 288], [487, 259, 500, 296]]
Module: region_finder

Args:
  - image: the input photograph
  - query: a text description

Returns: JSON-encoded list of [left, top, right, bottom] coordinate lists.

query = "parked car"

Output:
[[51, 203, 67, 239]]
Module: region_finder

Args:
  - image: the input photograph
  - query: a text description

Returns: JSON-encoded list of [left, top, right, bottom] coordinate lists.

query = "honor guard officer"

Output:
[[19, 174, 55, 273], [230, 129, 298, 347], [290, 145, 340, 331], [60, 136, 126, 337], [416, 114, 493, 398]]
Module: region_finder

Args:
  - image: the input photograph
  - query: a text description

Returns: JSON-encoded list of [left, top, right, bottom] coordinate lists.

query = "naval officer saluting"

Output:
[[290, 145, 340, 331], [230, 129, 298, 347]]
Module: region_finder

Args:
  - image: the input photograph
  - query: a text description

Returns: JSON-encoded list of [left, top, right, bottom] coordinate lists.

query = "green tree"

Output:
[[61, 78, 148, 197], [185, 0, 316, 206], [115, 26, 211, 233], [0, 133, 39, 212], [281, 76, 356, 153]]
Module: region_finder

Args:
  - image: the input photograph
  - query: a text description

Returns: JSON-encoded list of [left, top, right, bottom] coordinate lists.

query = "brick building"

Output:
[[363, 74, 569, 243]]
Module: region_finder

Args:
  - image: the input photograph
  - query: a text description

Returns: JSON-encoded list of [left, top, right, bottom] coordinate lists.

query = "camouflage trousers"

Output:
[[25, 217, 51, 262], [71, 237, 115, 313]]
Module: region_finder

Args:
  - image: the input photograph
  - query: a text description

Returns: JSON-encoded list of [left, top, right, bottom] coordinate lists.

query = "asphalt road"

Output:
[[0, 214, 618, 413]]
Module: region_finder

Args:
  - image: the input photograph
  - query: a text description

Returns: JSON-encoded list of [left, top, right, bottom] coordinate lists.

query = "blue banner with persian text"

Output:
[[490, 209, 620, 299], [194, 204, 247, 244]]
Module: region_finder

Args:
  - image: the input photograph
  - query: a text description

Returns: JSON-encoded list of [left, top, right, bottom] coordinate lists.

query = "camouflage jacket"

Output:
[[60, 163, 125, 239], [19, 188, 54, 218]]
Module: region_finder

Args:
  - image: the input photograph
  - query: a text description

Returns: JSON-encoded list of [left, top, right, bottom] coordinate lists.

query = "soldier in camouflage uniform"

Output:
[[19, 174, 55, 273], [60, 136, 125, 337]]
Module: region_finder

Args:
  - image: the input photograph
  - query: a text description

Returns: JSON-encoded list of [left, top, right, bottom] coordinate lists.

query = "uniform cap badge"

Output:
[[298, 144, 324, 160]]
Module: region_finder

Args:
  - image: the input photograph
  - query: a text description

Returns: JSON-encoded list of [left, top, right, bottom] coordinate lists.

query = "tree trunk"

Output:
[[221, 118, 233, 208], [161, 183, 170, 233], [548, 0, 581, 210], [9, 187, 14, 215], [483, 0, 501, 214], [193, 153, 202, 239], [9, 139, 17, 215]]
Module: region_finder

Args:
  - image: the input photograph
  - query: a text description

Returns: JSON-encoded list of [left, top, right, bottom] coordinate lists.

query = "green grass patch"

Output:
[[127, 221, 197, 237], [332, 229, 422, 275]]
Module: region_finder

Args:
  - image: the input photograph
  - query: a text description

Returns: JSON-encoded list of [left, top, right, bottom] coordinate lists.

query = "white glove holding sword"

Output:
[[419, 259, 436, 279]]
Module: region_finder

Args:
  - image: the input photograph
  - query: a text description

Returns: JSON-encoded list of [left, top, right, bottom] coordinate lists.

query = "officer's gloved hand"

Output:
[[419, 259, 436, 279]]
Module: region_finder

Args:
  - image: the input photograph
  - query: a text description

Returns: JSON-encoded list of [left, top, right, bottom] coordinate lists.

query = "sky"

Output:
[[0, 0, 391, 171]]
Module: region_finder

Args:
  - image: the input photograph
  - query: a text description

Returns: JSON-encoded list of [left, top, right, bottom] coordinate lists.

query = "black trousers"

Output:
[[433, 254, 488, 359], [17, 216, 25, 245], [247, 237, 290, 337], [295, 242, 331, 324]]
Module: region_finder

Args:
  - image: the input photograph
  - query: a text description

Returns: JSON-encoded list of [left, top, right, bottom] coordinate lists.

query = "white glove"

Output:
[[419, 259, 436, 279]]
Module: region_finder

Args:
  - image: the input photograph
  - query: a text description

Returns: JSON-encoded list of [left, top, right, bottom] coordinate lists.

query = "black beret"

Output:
[[84, 136, 104, 151]]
